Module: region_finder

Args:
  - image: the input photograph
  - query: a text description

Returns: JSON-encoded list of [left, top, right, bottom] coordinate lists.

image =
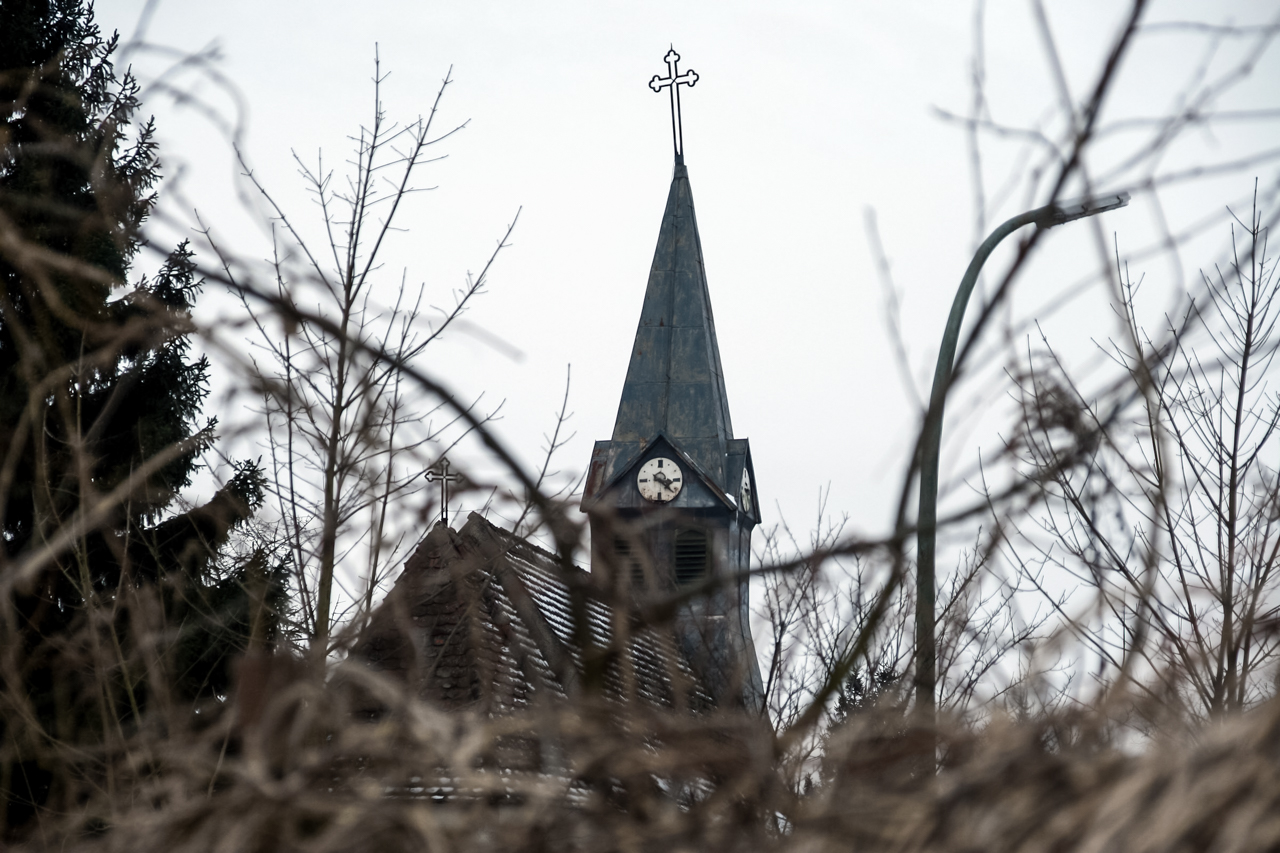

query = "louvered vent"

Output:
[[674, 529, 708, 586], [615, 537, 646, 588]]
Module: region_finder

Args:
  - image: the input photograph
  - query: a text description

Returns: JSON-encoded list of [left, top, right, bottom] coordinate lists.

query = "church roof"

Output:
[[354, 512, 712, 713], [609, 163, 734, 491]]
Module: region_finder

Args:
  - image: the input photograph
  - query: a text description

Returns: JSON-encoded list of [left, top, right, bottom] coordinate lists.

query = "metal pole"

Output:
[[669, 78, 681, 161], [914, 205, 1049, 724]]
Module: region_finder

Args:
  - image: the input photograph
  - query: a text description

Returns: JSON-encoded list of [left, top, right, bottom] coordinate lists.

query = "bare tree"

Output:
[[201, 58, 518, 666], [1007, 190, 1280, 719]]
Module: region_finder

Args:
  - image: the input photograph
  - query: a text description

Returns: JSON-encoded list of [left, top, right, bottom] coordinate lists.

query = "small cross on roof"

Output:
[[424, 458, 463, 525]]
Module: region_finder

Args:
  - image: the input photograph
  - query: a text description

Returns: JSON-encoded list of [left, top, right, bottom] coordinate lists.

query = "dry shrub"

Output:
[[25, 667, 1275, 853]]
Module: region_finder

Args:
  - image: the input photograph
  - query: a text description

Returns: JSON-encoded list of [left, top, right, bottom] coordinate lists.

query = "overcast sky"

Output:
[[97, 1, 1280, 562]]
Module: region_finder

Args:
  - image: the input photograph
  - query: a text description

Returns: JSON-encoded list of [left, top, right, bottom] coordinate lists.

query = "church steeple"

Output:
[[580, 51, 762, 711], [609, 162, 734, 491]]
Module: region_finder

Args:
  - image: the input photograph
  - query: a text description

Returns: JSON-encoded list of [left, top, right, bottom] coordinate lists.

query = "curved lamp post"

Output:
[[914, 191, 1130, 723]]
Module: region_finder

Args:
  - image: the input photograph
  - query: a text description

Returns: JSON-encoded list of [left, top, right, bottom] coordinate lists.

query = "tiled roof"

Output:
[[355, 512, 711, 714]]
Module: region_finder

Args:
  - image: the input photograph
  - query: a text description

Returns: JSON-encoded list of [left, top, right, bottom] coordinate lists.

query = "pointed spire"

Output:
[[610, 163, 734, 489]]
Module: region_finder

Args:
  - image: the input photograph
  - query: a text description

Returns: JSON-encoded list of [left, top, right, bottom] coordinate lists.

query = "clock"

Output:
[[637, 457, 683, 502], [740, 467, 753, 514]]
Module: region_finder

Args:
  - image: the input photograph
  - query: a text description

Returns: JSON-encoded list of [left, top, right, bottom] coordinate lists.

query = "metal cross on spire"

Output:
[[424, 458, 462, 525], [649, 47, 698, 164]]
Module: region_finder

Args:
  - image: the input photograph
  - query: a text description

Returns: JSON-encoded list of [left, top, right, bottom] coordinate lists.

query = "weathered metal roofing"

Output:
[[609, 163, 734, 492]]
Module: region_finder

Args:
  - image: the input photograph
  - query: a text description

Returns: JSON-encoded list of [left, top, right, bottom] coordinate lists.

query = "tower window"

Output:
[[615, 537, 646, 588], [674, 529, 708, 585]]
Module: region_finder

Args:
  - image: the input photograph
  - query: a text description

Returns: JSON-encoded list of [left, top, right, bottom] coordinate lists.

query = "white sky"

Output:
[[97, 1, 1280, 571]]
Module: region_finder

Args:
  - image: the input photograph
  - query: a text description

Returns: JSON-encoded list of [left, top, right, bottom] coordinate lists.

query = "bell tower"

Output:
[[580, 49, 762, 711]]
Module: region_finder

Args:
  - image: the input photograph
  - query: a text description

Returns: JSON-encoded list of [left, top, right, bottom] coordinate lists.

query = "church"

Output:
[[357, 50, 763, 718]]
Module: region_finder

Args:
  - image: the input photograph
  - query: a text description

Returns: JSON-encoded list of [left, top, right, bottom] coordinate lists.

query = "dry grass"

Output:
[[22, 662, 1276, 853]]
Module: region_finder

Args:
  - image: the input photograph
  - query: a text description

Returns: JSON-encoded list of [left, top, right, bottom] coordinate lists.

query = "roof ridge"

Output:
[[458, 511, 586, 573]]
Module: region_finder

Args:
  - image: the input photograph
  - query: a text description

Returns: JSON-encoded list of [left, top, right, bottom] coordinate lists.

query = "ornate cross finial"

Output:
[[649, 47, 698, 164], [424, 458, 462, 525]]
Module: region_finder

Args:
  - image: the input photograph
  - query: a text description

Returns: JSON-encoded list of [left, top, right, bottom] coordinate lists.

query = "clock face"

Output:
[[637, 457, 683, 502], [740, 467, 753, 514]]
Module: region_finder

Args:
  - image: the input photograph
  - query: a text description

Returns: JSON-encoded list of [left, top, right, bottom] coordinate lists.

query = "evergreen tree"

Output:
[[0, 1, 281, 835], [831, 665, 901, 726]]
